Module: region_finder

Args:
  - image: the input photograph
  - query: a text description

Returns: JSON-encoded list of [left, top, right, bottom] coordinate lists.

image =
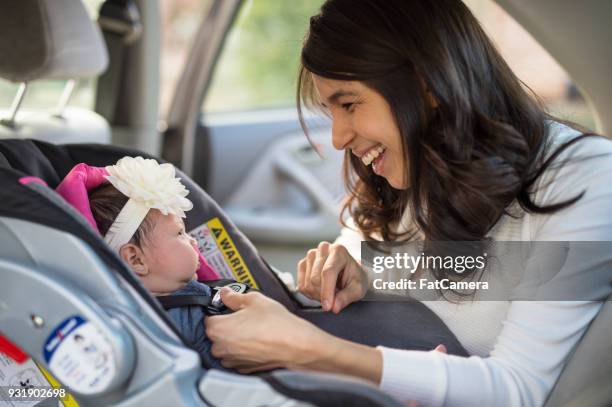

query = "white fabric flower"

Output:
[[102, 156, 193, 252], [105, 156, 193, 218]]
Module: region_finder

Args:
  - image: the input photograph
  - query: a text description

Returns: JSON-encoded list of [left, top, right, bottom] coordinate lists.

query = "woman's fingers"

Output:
[[297, 244, 330, 300], [434, 344, 447, 353], [310, 241, 330, 288], [236, 363, 283, 374], [220, 358, 283, 373], [320, 246, 349, 311], [304, 249, 318, 296], [297, 257, 307, 292], [219, 287, 253, 311], [331, 278, 364, 313], [297, 243, 365, 312]]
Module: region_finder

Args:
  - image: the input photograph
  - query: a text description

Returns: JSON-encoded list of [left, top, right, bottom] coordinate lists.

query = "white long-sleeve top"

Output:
[[334, 122, 612, 406]]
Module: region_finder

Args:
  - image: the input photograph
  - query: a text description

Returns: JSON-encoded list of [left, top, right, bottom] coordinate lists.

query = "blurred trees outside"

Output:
[[203, 0, 322, 113]]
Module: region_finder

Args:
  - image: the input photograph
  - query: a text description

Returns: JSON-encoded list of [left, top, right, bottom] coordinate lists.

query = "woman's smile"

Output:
[[356, 144, 387, 175], [371, 147, 386, 175]]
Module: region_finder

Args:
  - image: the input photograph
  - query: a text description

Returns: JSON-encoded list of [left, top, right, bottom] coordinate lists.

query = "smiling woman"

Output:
[[205, 0, 612, 405], [298, 0, 589, 246]]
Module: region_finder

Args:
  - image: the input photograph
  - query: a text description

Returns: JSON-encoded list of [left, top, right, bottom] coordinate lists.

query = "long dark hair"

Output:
[[298, 0, 591, 246]]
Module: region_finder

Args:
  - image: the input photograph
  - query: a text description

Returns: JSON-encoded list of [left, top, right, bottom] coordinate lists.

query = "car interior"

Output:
[[0, 0, 610, 406]]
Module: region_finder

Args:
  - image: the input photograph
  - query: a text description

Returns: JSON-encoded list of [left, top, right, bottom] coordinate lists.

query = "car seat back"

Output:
[[0, 0, 111, 144], [545, 296, 612, 406]]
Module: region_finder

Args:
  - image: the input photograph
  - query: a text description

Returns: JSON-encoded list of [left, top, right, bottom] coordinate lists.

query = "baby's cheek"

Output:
[[189, 245, 200, 268]]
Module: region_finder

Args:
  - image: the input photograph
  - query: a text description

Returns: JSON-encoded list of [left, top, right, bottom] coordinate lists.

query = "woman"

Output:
[[205, 0, 612, 405]]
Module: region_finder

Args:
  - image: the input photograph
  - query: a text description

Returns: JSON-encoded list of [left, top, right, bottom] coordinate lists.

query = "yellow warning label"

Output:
[[35, 362, 80, 407], [206, 217, 259, 289]]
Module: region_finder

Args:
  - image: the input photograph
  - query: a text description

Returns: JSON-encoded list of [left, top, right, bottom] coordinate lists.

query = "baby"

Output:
[[56, 157, 224, 369]]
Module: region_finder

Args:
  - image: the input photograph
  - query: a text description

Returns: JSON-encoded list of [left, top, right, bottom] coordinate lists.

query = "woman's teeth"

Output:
[[362, 145, 386, 166]]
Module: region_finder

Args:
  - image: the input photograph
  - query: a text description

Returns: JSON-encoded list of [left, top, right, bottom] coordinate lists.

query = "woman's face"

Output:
[[312, 75, 408, 189]]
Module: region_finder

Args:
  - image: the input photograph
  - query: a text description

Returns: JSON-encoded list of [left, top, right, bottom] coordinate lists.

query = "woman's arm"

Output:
[[378, 133, 612, 406], [378, 301, 603, 406], [291, 326, 383, 384], [205, 288, 383, 383]]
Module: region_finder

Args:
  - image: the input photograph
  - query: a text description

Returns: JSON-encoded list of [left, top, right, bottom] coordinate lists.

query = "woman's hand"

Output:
[[205, 288, 332, 373], [297, 242, 368, 313]]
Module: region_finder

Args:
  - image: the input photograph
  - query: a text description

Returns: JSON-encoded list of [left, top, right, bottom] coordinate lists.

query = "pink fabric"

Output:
[[55, 162, 220, 280], [196, 252, 220, 281], [19, 176, 48, 186], [56, 163, 109, 233]]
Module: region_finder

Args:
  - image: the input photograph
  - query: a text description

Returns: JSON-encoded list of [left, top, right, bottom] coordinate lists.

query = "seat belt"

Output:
[[157, 280, 252, 315], [95, 0, 143, 123]]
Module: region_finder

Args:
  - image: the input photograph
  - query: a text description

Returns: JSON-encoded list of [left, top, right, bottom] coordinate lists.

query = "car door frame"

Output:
[[162, 0, 242, 181]]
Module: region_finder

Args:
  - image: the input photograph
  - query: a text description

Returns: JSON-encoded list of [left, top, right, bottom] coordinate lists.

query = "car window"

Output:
[[0, 0, 104, 112], [202, 0, 595, 130], [202, 0, 322, 114]]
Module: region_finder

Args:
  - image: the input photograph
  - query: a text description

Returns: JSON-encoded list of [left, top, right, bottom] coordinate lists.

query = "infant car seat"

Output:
[[0, 139, 466, 407]]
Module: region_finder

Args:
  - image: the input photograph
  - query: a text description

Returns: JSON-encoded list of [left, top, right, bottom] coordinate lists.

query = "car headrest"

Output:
[[0, 0, 108, 82]]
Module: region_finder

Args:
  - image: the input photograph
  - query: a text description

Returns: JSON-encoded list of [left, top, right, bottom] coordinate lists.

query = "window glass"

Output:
[[202, 0, 595, 130], [202, 0, 322, 114], [0, 0, 104, 112]]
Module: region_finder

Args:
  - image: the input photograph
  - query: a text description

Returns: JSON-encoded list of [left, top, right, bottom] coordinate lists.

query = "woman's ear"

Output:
[[119, 244, 148, 276]]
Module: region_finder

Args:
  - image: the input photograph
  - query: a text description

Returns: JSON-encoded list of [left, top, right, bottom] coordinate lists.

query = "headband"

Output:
[[103, 156, 193, 252]]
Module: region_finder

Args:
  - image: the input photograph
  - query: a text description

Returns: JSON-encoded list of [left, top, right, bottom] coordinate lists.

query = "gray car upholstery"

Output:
[[0, 0, 111, 145], [545, 297, 612, 406], [0, 0, 108, 82]]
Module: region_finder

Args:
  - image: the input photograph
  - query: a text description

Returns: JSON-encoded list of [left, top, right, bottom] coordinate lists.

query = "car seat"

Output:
[[0, 139, 467, 406]]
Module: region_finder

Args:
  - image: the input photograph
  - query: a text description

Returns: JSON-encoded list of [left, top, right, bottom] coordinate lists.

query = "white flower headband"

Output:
[[103, 156, 193, 252]]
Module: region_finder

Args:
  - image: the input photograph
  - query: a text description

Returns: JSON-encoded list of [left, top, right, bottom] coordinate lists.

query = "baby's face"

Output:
[[139, 211, 199, 294]]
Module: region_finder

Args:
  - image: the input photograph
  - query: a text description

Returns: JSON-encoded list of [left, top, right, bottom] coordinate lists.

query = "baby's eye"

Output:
[[341, 102, 355, 112]]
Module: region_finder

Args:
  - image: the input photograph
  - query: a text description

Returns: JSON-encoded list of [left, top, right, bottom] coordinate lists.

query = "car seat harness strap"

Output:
[[157, 280, 251, 315]]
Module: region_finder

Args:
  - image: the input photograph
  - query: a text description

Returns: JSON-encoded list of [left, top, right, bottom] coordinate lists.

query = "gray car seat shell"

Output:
[[0, 139, 469, 406]]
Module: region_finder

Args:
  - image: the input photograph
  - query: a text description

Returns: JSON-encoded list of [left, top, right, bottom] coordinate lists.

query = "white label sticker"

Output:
[[43, 316, 115, 395], [0, 355, 51, 406], [189, 222, 237, 280]]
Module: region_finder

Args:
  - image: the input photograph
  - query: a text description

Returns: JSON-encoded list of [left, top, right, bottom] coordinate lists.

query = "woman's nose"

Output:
[[331, 114, 354, 150]]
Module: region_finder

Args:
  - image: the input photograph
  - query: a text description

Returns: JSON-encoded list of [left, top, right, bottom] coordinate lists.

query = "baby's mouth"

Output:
[[361, 144, 386, 166]]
